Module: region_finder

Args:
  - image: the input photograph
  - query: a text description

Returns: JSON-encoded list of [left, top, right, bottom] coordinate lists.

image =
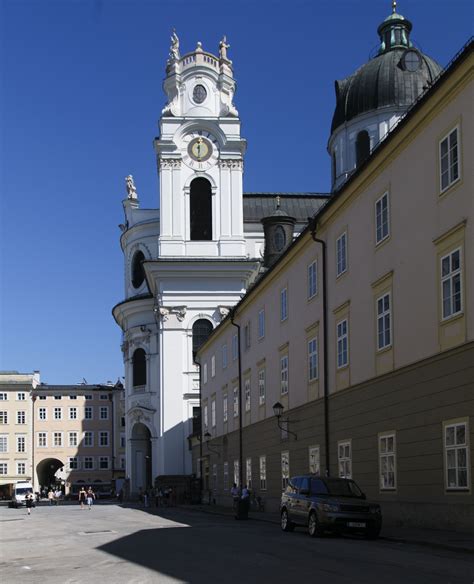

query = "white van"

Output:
[[12, 481, 34, 508]]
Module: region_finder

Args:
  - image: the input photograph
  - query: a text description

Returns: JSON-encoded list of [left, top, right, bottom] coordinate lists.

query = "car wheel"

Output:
[[308, 511, 324, 537], [365, 525, 381, 540], [281, 509, 294, 532]]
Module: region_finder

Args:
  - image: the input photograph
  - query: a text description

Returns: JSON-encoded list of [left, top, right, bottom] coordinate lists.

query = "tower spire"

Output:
[[392, 0, 397, 14]]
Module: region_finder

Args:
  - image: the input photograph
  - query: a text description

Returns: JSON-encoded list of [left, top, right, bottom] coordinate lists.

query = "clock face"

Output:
[[182, 131, 219, 170]]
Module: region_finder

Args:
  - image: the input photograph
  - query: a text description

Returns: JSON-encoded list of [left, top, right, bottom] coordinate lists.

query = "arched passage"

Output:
[[36, 458, 65, 490], [131, 422, 152, 492]]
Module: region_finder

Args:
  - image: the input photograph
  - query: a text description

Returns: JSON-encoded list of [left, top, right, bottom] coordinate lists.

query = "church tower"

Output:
[[155, 34, 247, 258]]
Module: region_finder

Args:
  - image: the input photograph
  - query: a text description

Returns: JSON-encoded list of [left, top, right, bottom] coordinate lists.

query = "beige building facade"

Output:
[[195, 42, 473, 530], [0, 371, 125, 498]]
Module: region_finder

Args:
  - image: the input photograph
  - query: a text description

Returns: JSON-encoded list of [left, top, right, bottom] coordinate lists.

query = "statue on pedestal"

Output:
[[125, 175, 138, 199]]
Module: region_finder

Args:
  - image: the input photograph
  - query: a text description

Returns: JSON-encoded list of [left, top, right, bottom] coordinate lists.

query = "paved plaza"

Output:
[[0, 502, 472, 583]]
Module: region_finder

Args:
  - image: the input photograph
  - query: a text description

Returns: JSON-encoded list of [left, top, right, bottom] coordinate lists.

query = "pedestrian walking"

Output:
[[143, 489, 149, 508], [86, 486, 95, 510], [78, 487, 87, 510], [48, 489, 54, 506], [230, 483, 240, 510], [26, 493, 34, 516]]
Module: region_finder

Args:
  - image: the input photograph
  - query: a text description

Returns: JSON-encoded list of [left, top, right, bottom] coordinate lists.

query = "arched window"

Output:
[[192, 319, 213, 361], [131, 250, 145, 289], [132, 348, 146, 387], [356, 130, 370, 168], [190, 178, 212, 241]]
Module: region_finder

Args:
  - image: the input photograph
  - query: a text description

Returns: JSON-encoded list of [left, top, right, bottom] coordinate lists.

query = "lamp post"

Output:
[[272, 402, 297, 440]]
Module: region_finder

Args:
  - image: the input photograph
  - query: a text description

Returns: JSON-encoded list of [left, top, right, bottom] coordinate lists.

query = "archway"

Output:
[[131, 422, 152, 493], [36, 458, 65, 491]]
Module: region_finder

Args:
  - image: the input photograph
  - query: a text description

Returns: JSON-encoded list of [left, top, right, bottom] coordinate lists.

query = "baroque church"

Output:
[[113, 4, 442, 494]]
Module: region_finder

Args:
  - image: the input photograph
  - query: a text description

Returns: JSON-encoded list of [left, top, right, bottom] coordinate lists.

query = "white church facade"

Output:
[[112, 34, 327, 493]]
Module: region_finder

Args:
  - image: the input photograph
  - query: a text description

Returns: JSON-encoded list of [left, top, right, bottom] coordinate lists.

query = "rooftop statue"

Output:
[[219, 35, 230, 60], [169, 29, 180, 62], [125, 175, 138, 199]]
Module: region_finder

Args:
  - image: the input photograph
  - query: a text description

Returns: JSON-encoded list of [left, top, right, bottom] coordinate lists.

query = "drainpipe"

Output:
[[230, 309, 243, 487], [310, 219, 330, 477]]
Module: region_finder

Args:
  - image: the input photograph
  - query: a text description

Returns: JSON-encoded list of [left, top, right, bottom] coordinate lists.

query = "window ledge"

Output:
[[376, 344, 393, 355], [375, 235, 391, 251], [440, 311, 464, 326], [439, 176, 462, 198]]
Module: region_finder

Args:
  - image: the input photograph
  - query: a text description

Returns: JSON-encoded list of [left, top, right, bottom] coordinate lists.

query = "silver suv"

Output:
[[280, 475, 382, 539]]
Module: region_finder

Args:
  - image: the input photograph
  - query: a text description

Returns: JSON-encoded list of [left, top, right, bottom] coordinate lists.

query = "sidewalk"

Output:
[[178, 503, 474, 555]]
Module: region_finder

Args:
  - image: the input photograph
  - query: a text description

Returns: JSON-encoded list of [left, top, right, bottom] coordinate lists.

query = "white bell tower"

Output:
[[155, 34, 246, 258]]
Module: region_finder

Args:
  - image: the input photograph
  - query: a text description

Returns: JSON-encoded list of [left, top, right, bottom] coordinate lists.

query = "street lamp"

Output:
[[272, 402, 297, 440], [204, 431, 221, 456]]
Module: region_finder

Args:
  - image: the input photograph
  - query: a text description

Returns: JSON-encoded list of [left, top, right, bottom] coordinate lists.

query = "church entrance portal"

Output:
[[131, 422, 152, 492]]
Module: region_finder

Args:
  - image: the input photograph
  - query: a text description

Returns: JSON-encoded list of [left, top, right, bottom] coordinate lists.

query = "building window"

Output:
[[223, 394, 228, 423], [259, 455, 267, 490], [308, 338, 318, 381], [280, 288, 288, 321], [85, 394, 92, 400], [233, 460, 239, 487], [54, 407, 62, 420], [440, 127, 460, 192], [38, 432, 47, 447], [203, 363, 208, 384], [379, 434, 396, 490], [377, 293, 392, 350], [84, 457, 93, 470], [38, 407, 47, 421], [258, 369, 265, 406], [211, 399, 216, 428], [131, 250, 145, 289], [17, 392, 26, 401], [69, 432, 78, 447], [54, 395, 62, 400], [17, 462, 26, 475], [190, 177, 212, 241], [201, 403, 207, 430], [244, 322, 251, 350], [132, 348, 147, 387], [308, 260, 317, 299], [84, 431, 93, 447], [222, 344, 228, 369], [244, 379, 251, 412], [280, 355, 289, 395], [120, 457, 125, 469], [246, 457, 252, 489], [192, 407, 201, 437], [70, 394, 77, 400], [69, 407, 77, 420], [233, 387, 239, 418], [0, 435, 7, 453], [445, 421, 469, 490], [99, 457, 109, 470], [281, 451, 290, 490], [223, 462, 229, 492], [120, 433, 126, 448], [375, 192, 390, 244], [356, 130, 370, 167], [17, 411, 26, 424], [309, 446, 320, 475], [0, 411, 7, 424], [16, 436, 26, 453], [121, 416, 125, 427], [53, 432, 63, 447], [0, 393, 7, 401], [85, 406, 93, 420], [338, 441, 352, 478], [100, 406, 109, 420], [0, 463, 7, 475], [337, 319, 349, 368], [258, 309, 265, 339], [100, 394, 108, 400], [38, 395, 46, 400], [232, 334, 238, 361], [99, 432, 109, 447], [69, 457, 79, 470], [336, 232, 347, 277], [211, 355, 216, 378], [441, 249, 462, 320]]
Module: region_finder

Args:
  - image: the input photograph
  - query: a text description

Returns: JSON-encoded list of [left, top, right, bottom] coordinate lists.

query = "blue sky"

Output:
[[1, 0, 471, 384]]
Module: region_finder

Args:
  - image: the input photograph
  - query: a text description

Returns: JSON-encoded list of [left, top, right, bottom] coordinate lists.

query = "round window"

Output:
[[131, 251, 145, 289], [193, 84, 207, 104]]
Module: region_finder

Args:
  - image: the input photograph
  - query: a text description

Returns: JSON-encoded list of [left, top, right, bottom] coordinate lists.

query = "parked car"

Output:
[[280, 475, 382, 539]]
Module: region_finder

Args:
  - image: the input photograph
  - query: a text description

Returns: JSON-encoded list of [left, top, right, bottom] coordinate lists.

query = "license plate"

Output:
[[347, 522, 366, 528]]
